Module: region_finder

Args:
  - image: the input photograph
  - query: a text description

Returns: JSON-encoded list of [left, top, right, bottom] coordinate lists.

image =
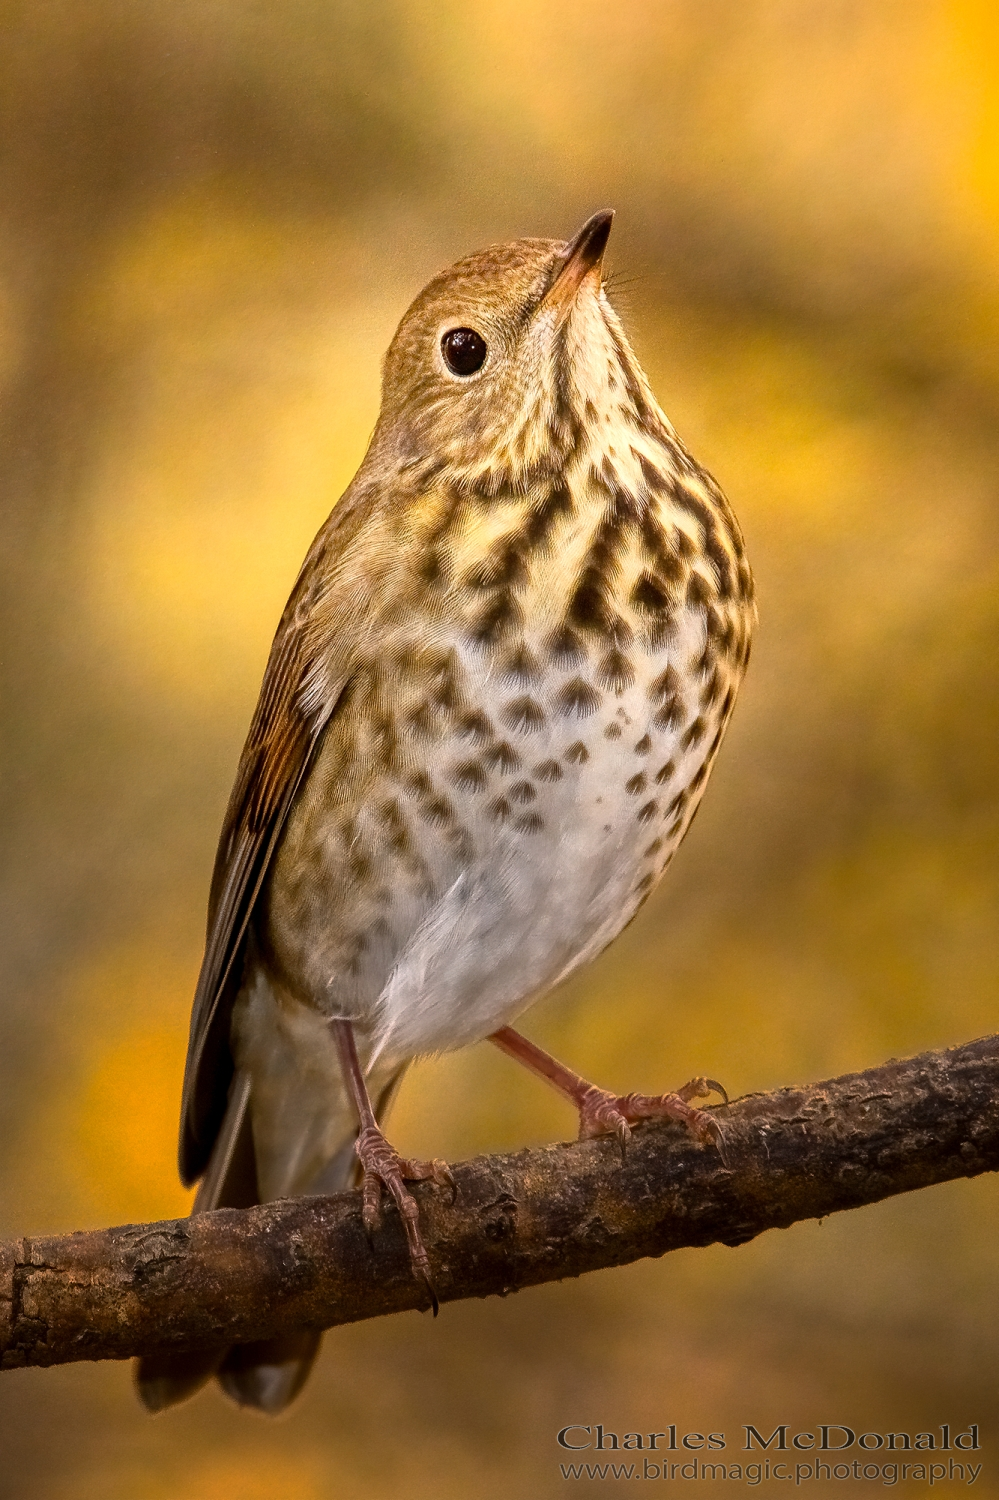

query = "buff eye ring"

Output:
[[441, 327, 488, 376]]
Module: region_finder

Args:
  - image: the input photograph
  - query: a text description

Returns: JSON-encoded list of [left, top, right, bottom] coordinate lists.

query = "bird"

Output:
[[135, 210, 755, 1416]]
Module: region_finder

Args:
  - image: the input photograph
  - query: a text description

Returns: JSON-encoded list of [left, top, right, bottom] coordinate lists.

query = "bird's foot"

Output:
[[354, 1124, 454, 1312], [577, 1076, 729, 1162]]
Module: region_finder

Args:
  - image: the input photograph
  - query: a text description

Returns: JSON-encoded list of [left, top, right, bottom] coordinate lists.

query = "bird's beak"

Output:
[[543, 209, 614, 320]]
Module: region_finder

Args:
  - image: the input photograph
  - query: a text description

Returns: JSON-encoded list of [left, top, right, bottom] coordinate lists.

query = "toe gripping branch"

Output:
[[353, 1125, 454, 1314], [489, 1027, 730, 1165], [334, 1020, 728, 1316], [576, 1077, 730, 1164], [332, 1020, 454, 1314]]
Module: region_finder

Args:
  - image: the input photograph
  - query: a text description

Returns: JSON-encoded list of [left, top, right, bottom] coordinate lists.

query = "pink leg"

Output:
[[332, 1020, 453, 1311], [489, 1026, 727, 1159]]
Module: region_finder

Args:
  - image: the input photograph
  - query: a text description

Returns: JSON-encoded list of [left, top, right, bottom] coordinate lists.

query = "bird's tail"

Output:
[[135, 1062, 404, 1415]]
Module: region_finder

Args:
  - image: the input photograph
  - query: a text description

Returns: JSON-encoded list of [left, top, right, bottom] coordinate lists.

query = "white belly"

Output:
[[369, 614, 715, 1067]]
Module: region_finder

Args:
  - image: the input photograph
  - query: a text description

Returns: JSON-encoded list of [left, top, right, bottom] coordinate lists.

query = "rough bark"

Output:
[[2, 1033, 997, 1372]]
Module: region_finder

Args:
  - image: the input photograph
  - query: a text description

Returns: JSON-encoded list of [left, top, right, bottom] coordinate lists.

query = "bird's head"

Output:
[[375, 211, 659, 497]]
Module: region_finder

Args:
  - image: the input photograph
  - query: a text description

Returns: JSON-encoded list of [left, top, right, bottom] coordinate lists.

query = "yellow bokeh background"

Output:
[[0, 2, 997, 1496]]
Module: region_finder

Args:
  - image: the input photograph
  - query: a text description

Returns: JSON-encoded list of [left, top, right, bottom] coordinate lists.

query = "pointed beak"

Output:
[[543, 209, 614, 319]]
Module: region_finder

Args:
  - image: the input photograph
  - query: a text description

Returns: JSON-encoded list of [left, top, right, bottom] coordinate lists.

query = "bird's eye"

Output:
[[441, 327, 487, 376]]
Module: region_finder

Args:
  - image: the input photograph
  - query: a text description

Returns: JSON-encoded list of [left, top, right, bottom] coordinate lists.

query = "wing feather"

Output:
[[177, 500, 374, 1185]]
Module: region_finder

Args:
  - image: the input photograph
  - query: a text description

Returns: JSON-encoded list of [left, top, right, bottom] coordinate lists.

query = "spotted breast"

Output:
[[258, 293, 753, 1071]]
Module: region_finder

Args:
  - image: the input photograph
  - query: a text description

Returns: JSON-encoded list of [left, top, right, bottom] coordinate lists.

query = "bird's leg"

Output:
[[489, 1026, 728, 1160], [331, 1019, 452, 1311]]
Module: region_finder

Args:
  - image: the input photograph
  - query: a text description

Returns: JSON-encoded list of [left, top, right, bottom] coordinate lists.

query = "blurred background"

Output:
[[1, 1, 997, 1495]]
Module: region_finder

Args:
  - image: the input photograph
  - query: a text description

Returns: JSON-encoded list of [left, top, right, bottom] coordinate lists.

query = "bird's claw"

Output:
[[354, 1125, 450, 1308], [676, 1075, 729, 1108], [577, 1086, 633, 1161], [576, 1077, 729, 1161]]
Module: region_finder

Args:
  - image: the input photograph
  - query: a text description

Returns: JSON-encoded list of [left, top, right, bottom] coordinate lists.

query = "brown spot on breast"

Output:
[[377, 801, 412, 856], [488, 797, 512, 823], [534, 759, 563, 782], [465, 542, 528, 593], [705, 606, 728, 645], [686, 571, 713, 607], [604, 722, 623, 740], [654, 759, 676, 784], [428, 656, 463, 713], [637, 800, 658, 823], [433, 679, 462, 714], [556, 678, 601, 718], [471, 593, 524, 646], [634, 734, 652, 754], [523, 478, 575, 545], [565, 506, 635, 640], [644, 615, 677, 653], [644, 837, 663, 857], [650, 665, 679, 702], [568, 578, 615, 634], [515, 812, 545, 834], [458, 710, 493, 742], [483, 741, 522, 774], [418, 549, 444, 588], [565, 741, 590, 764], [451, 760, 487, 793], [636, 450, 667, 492], [694, 644, 714, 676], [689, 761, 710, 793], [681, 716, 707, 750], [509, 781, 537, 804], [545, 625, 586, 667], [630, 572, 673, 614], [700, 669, 723, 707], [672, 484, 718, 536], [407, 703, 439, 740], [639, 511, 686, 576], [653, 698, 684, 732], [704, 533, 735, 598], [502, 643, 541, 684], [504, 696, 546, 733], [596, 649, 635, 694], [420, 795, 455, 827], [625, 773, 647, 795]]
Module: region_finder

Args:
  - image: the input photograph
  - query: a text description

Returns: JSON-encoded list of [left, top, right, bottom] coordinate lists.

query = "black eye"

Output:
[[441, 327, 487, 376]]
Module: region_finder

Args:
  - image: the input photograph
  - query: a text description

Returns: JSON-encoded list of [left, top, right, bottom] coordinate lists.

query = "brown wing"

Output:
[[178, 518, 361, 1186]]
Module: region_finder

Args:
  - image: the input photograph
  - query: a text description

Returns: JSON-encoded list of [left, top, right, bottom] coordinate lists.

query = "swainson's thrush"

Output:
[[136, 211, 755, 1415]]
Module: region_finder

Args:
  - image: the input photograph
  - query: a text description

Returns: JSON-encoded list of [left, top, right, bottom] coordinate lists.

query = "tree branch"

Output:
[[2, 1034, 998, 1372]]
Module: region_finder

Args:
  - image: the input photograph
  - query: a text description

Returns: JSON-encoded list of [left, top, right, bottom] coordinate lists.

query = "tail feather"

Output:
[[135, 1062, 407, 1415], [217, 1330, 322, 1412], [135, 1073, 256, 1413], [135, 1343, 228, 1415], [192, 1071, 257, 1212]]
